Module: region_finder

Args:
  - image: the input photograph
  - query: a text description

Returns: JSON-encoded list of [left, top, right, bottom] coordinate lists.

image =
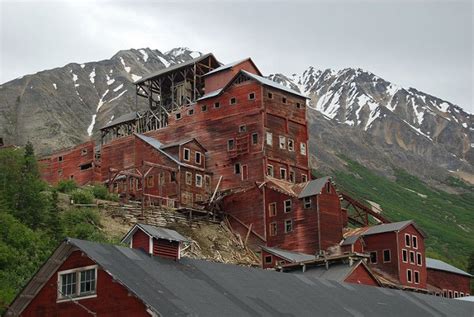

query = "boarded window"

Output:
[[266, 132, 273, 146], [284, 219, 293, 233], [269, 203, 277, 217], [185, 172, 192, 185]]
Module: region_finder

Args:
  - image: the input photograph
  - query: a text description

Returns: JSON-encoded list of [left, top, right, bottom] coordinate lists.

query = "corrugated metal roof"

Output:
[[135, 53, 216, 84], [63, 238, 473, 316], [196, 88, 223, 101], [241, 70, 308, 99], [362, 220, 413, 236], [426, 258, 472, 277], [101, 111, 138, 129], [137, 223, 189, 242], [298, 176, 331, 198], [293, 261, 362, 282], [261, 246, 315, 263], [203, 58, 249, 77], [340, 235, 361, 246]]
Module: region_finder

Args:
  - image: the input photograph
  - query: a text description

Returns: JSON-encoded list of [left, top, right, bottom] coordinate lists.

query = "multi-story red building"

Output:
[[426, 258, 471, 298]]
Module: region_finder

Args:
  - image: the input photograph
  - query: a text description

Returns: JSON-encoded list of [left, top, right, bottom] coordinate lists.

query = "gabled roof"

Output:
[[203, 58, 262, 77], [344, 220, 427, 240], [261, 246, 316, 263], [160, 138, 207, 152], [101, 111, 139, 129], [426, 258, 472, 277], [263, 176, 332, 199], [121, 223, 189, 244], [8, 238, 474, 316], [135, 53, 218, 84], [298, 176, 331, 198], [197, 69, 308, 102], [340, 234, 363, 246]]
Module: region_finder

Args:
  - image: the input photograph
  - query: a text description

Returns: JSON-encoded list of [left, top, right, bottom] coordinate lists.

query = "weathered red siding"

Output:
[[260, 250, 290, 269], [204, 59, 260, 92], [427, 269, 471, 297], [153, 239, 180, 260], [132, 229, 150, 253], [21, 250, 148, 317], [344, 264, 379, 286]]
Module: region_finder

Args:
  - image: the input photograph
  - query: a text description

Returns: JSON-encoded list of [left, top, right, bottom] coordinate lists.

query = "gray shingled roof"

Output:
[[9, 238, 474, 316], [426, 258, 472, 277], [122, 224, 189, 244], [293, 261, 364, 283], [135, 53, 216, 84], [261, 246, 316, 263], [298, 176, 331, 198]]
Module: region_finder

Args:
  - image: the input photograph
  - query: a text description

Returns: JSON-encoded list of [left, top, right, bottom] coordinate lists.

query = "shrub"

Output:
[[70, 189, 94, 205], [90, 183, 108, 200], [56, 180, 77, 193]]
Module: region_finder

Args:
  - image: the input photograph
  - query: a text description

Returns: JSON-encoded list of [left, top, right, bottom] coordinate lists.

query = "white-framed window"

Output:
[[58, 156, 64, 162], [370, 251, 377, 264], [267, 165, 274, 177], [269, 202, 277, 217], [402, 249, 408, 263], [409, 251, 415, 264], [284, 199, 292, 213], [81, 148, 88, 156], [454, 291, 459, 298], [405, 234, 411, 247], [412, 235, 418, 249], [303, 197, 311, 209], [383, 249, 391, 263], [448, 290, 453, 298], [195, 152, 202, 165], [57, 265, 97, 301], [300, 142, 307, 155], [280, 168, 287, 180], [414, 271, 420, 284], [248, 92, 255, 100], [270, 222, 277, 236], [288, 139, 294, 151], [279, 136, 286, 149], [195, 174, 203, 187], [185, 172, 192, 185], [266, 132, 273, 146], [407, 269, 412, 283], [183, 148, 191, 161], [284, 219, 293, 233], [230, 97, 237, 105], [416, 252, 422, 266], [301, 174, 308, 182], [289, 170, 295, 183]]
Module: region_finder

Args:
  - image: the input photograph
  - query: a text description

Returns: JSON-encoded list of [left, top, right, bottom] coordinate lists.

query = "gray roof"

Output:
[[196, 88, 223, 101], [261, 246, 316, 263], [293, 261, 365, 283], [241, 70, 308, 99], [203, 58, 250, 77], [101, 111, 138, 129], [298, 176, 331, 198], [426, 258, 472, 277], [122, 223, 189, 244], [362, 220, 415, 236], [135, 53, 216, 84], [340, 235, 362, 246], [9, 238, 474, 316]]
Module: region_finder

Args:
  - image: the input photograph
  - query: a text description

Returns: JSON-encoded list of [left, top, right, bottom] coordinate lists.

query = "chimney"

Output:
[[121, 223, 188, 261]]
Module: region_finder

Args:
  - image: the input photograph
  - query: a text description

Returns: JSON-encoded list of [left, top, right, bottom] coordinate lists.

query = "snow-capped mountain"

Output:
[[0, 47, 201, 155]]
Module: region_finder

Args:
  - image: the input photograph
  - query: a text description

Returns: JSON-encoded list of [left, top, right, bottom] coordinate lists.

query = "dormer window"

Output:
[[58, 266, 97, 301], [183, 148, 190, 161]]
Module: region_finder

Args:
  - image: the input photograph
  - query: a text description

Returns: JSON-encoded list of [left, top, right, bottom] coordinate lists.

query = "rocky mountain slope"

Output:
[[1, 48, 472, 188], [269, 69, 473, 187]]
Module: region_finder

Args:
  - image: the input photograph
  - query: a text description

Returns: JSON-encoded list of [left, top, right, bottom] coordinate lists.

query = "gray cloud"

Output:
[[1, 0, 472, 111]]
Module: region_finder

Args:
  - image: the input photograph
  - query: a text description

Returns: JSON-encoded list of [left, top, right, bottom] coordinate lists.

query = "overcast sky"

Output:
[[1, 0, 473, 112]]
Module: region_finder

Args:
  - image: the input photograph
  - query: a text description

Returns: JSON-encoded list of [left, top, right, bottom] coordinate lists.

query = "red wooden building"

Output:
[[426, 258, 472, 298]]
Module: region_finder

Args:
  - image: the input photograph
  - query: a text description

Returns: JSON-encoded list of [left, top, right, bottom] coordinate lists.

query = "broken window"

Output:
[[301, 174, 308, 182], [204, 175, 211, 191], [195, 152, 202, 165], [201, 105, 207, 112], [195, 174, 203, 187], [214, 102, 220, 108], [239, 125, 247, 133], [407, 269, 412, 283], [80, 162, 93, 170], [230, 97, 236, 105], [268, 92, 273, 99], [288, 139, 294, 151], [188, 109, 194, 116], [171, 171, 177, 182], [280, 168, 287, 180], [234, 163, 241, 174], [284, 219, 293, 233], [58, 156, 63, 162], [265, 255, 273, 264], [383, 249, 391, 263], [370, 251, 377, 264], [282, 97, 287, 104], [81, 149, 88, 156], [279, 136, 286, 149], [267, 165, 274, 177], [289, 171, 295, 183], [175, 112, 182, 120], [269, 203, 277, 217]]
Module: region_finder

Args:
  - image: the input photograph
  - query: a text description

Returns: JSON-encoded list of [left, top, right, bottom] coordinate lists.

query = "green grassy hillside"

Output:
[[325, 158, 473, 270]]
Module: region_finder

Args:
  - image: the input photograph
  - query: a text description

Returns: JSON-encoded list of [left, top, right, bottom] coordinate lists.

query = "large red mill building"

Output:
[[38, 54, 471, 296]]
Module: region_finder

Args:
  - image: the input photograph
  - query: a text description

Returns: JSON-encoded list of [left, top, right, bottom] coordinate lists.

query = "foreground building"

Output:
[[6, 232, 473, 316]]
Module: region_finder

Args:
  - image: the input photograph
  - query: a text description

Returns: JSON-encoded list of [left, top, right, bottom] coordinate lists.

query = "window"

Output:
[[195, 152, 202, 164], [81, 149, 88, 156], [230, 97, 236, 105], [284, 199, 292, 213], [58, 266, 97, 300], [370, 251, 377, 264], [234, 163, 241, 174], [58, 156, 63, 162], [443, 290, 447, 298], [214, 102, 220, 108], [300, 142, 307, 155], [407, 269, 412, 283], [269, 203, 277, 217], [175, 112, 182, 120], [195, 174, 203, 187], [448, 290, 453, 298], [279, 136, 286, 149], [282, 97, 287, 104], [412, 236, 418, 249], [460, 293, 464, 297], [414, 271, 420, 284], [284, 219, 293, 233], [146, 175, 154, 188], [289, 171, 295, 183], [280, 168, 287, 180], [454, 291, 458, 298], [195, 194, 203, 202], [185, 172, 192, 185], [268, 92, 273, 99], [252, 133, 258, 145], [266, 132, 273, 146], [416, 253, 422, 266], [410, 251, 415, 264], [249, 92, 255, 100], [228, 139, 235, 151], [80, 163, 93, 170], [183, 148, 190, 161], [288, 139, 294, 151], [188, 109, 194, 116], [402, 249, 408, 263], [270, 222, 277, 236], [69, 175, 74, 180], [201, 105, 207, 112], [58, 169, 63, 176], [303, 197, 311, 209], [171, 171, 177, 182], [265, 255, 273, 264], [405, 234, 411, 247], [267, 165, 274, 177], [239, 125, 247, 133], [301, 174, 308, 182], [296, 102, 301, 109], [383, 249, 391, 263]]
